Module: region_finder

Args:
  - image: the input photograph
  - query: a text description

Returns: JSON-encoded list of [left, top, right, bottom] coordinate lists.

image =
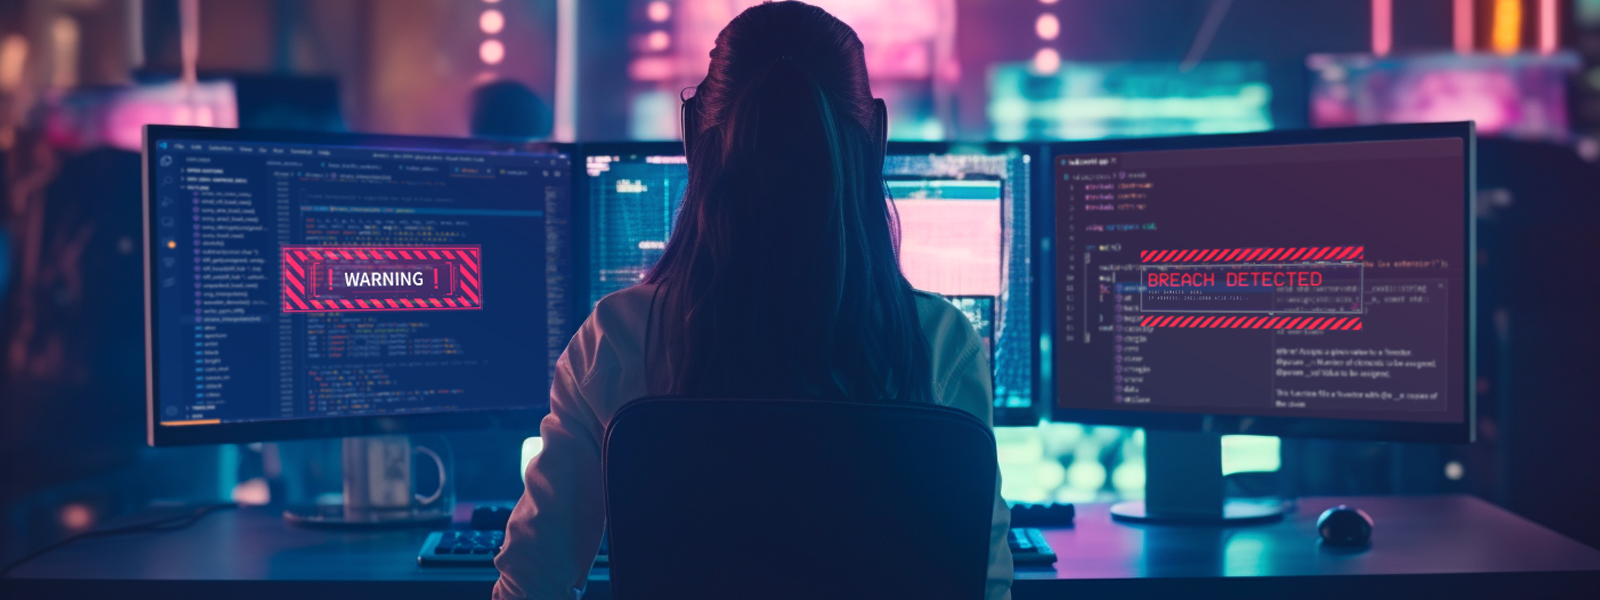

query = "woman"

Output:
[[493, 2, 1012, 598]]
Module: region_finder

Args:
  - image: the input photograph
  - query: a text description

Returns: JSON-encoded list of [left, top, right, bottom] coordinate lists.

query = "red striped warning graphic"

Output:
[[1138, 315, 1363, 330], [1140, 246, 1364, 264], [281, 245, 482, 313]]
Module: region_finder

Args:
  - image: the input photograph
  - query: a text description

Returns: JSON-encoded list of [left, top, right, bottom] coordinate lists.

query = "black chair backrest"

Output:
[[602, 396, 997, 600]]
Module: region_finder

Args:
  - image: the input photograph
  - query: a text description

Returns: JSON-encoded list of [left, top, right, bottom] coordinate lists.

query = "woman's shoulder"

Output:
[[910, 290, 989, 411], [911, 290, 982, 356], [577, 284, 659, 352], [593, 283, 660, 319], [911, 289, 966, 327]]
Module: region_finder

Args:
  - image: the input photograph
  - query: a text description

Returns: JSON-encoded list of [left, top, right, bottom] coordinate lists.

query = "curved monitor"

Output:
[[143, 126, 576, 445], [1048, 123, 1475, 442]]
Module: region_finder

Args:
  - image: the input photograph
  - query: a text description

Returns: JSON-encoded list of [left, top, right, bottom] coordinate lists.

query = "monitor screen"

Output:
[[146, 128, 572, 444], [887, 176, 1003, 296], [584, 148, 687, 304], [584, 144, 1036, 417], [886, 150, 1033, 414], [1053, 128, 1470, 437]]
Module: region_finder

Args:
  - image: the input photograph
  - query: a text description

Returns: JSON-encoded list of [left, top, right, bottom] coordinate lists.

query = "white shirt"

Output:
[[493, 283, 1014, 599]]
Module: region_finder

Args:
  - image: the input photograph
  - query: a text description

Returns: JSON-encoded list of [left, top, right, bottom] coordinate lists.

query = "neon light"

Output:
[[479, 39, 505, 65], [1032, 47, 1061, 75], [1372, 0, 1392, 57], [479, 9, 504, 35], [1455, 0, 1474, 53], [1540, 0, 1559, 55], [1036, 13, 1060, 41], [1493, 0, 1523, 55]]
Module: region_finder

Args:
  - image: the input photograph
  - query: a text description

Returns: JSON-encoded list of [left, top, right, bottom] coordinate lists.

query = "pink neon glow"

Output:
[[1539, 0, 1559, 55], [675, 0, 953, 80], [628, 57, 675, 81], [1454, 0, 1474, 53], [1372, 0, 1392, 57], [43, 80, 237, 152], [894, 199, 1002, 296], [479, 39, 505, 65], [1308, 52, 1578, 142]]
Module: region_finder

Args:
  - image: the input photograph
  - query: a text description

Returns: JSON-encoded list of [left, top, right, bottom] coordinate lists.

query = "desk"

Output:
[[1020, 495, 1600, 597], [5, 495, 1598, 599]]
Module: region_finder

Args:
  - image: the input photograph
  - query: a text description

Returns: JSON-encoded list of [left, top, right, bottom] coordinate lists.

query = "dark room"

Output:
[[1, 1, 1598, 598]]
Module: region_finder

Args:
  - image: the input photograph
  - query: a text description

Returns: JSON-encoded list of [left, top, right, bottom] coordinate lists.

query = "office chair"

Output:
[[603, 396, 997, 600]]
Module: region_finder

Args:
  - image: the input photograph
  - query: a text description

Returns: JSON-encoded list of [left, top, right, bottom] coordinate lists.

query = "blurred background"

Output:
[[4, 0, 1600, 568]]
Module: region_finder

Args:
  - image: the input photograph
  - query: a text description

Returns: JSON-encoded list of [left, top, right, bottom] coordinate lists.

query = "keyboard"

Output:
[[1008, 502, 1075, 527], [418, 530, 612, 567], [1008, 527, 1057, 566], [418, 530, 500, 566], [418, 528, 1055, 567]]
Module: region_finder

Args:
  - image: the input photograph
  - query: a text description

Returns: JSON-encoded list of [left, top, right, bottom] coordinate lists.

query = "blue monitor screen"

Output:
[[149, 136, 572, 427], [584, 152, 687, 304]]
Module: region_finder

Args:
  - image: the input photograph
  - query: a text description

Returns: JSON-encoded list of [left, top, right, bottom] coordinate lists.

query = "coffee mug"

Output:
[[342, 435, 452, 523]]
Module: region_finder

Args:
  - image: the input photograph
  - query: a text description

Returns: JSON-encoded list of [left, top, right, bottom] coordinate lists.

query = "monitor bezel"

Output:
[[143, 125, 575, 446], [1044, 122, 1476, 443]]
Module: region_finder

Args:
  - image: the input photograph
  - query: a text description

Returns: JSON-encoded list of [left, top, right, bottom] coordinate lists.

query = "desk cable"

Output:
[[0, 502, 238, 578]]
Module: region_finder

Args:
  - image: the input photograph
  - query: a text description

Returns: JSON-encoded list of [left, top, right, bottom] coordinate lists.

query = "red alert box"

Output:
[[281, 246, 482, 313]]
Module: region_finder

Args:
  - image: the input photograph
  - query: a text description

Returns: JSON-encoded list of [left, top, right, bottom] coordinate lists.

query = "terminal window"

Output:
[[152, 139, 571, 425], [1055, 138, 1466, 423]]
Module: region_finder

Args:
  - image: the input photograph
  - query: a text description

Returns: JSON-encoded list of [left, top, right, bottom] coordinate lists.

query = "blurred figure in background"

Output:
[[470, 80, 553, 141]]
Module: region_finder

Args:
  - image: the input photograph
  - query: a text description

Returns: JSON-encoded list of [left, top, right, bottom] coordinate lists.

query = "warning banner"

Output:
[[1140, 246, 1364, 264], [281, 245, 482, 313], [1139, 315, 1363, 330], [1138, 262, 1364, 314]]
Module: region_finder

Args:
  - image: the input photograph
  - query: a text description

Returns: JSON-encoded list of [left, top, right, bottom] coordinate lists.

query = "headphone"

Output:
[[681, 83, 889, 169]]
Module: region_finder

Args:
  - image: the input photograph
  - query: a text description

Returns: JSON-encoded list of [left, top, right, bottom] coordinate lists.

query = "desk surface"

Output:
[[6, 494, 1599, 599], [1029, 494, 1600, 580]]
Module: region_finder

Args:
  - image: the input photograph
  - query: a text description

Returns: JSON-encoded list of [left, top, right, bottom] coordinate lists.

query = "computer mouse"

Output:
[[1317, 505, 1373, 546]]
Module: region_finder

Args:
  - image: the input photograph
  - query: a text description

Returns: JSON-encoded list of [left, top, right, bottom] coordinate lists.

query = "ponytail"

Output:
[[646, 1, 931, 403]]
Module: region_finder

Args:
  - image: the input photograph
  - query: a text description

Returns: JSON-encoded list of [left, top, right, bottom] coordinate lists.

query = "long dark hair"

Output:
[[645, 1, 931, 402]]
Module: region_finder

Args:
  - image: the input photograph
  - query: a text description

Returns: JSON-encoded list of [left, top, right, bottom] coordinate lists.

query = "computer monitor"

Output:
[[581, 142, 1041, 424], [580, 142, 685, 307], [143, 126, 576, 447], [1048, 123, 1474, 522]]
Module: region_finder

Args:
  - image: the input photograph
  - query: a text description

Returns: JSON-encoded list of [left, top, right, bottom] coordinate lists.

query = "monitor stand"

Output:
[[284, 435, 453, 528], [1109, 430, 1285, 525]]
